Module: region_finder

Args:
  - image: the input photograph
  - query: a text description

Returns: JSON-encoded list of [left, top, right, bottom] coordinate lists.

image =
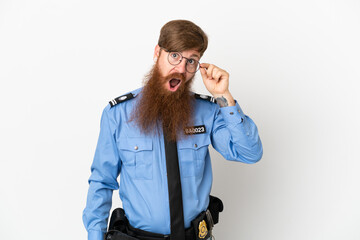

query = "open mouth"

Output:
[[168, 78, 181, 92]]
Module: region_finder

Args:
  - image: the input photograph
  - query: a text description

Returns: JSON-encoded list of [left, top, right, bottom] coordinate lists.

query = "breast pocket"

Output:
[[178, 135, 211, 178], [117, 137, 153, 180]]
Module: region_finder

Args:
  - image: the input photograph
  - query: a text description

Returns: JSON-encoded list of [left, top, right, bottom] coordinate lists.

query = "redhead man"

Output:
[[83, 20, 263, 240]]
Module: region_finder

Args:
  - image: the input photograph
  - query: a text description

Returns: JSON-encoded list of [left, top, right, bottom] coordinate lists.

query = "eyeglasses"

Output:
[[161, 48, 200, 73]]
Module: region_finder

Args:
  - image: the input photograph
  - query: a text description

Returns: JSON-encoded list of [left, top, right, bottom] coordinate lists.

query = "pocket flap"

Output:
[[118, 137, 153, 152], [178, 135, 210, 150]]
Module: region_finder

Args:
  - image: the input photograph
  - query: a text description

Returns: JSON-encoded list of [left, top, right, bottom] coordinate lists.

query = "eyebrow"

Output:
[[189, 54, 200, 60]]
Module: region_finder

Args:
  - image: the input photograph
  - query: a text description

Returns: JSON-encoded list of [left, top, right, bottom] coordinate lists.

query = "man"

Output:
[[83, 20, 263, 240]]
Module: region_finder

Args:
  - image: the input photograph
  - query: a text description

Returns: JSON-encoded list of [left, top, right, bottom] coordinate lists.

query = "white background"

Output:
[[1, 0, 359, 239]]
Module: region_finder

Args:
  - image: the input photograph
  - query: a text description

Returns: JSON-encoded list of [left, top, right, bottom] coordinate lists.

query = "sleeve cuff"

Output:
[[88, 230, 106, 240], [219, 100, 246, 125]]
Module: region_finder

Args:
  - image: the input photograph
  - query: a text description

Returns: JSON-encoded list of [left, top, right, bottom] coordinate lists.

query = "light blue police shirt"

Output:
[[83, 88, 263, 240]]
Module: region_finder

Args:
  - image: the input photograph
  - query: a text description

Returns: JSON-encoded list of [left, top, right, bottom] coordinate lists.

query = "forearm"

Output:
[[83, 177, 116, 239]]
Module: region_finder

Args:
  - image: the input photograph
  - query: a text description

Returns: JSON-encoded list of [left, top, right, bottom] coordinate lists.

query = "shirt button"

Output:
[[230, 112, 234, 115], [238, 109, 241, 113], [134, 146, 138, 150], [194, 144, 198, 148]]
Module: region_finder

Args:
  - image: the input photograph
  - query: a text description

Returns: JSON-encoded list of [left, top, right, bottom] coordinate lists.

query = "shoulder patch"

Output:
[[109, 93, 136, 107], [194, 93, 217, 104]]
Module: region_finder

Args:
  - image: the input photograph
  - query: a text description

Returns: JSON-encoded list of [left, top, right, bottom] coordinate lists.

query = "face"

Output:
[[154, 45, 201, 92]]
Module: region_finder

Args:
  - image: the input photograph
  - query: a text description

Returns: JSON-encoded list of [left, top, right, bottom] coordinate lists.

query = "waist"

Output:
[[106, 211, 211, 240], [122, 196, 211, 233], [106, 196, 223, 240]]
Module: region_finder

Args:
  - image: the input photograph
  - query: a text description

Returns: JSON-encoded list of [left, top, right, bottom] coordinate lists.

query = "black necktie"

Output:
[[163, 133, 186, 240]]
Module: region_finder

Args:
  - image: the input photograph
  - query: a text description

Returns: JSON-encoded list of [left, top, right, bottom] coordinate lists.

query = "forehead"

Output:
[[180, 49, 201, 59]]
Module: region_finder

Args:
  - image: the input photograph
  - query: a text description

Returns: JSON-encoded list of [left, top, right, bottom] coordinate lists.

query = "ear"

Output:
[[153, 45, 160, 60]]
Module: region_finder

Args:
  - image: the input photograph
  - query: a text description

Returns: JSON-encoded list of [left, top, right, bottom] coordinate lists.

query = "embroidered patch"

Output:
[[184, 125, 206, 135], [198, 220, 208, 239]]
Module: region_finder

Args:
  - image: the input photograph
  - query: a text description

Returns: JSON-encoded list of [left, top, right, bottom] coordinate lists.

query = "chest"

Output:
[[114, 104, 215, 180]]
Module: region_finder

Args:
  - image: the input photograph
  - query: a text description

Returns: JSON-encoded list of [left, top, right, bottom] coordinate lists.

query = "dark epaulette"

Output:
[[194, 93, 217, 104], [109, 92, 136, 107]]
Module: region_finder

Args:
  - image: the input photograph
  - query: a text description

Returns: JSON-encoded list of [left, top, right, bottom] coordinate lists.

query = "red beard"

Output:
[[130, 63, 195, 141]]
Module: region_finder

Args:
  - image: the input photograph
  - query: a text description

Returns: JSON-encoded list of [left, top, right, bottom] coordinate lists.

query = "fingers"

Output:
[[207, 64, 215, 80], [214, 69, 223, 81], [199, 66, 208, 81], [200, 63, 210, 69], [200, 63, 214, 80], [200, 63, 226, 81], [200, 63, 230, 96]]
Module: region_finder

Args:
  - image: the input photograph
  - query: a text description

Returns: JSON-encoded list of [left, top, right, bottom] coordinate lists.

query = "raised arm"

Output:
[[200, 63, 263, 163]]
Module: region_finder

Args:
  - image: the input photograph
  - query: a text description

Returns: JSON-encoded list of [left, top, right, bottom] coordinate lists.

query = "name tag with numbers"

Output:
[[184, 125, 206, 135]]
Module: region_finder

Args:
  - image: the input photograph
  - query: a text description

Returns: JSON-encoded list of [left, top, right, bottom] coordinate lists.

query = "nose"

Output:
[[175, 58, 187, 73]]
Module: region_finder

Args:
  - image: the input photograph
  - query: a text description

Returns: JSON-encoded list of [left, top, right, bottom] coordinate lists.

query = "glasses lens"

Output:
[[167, 51, 199, 73], [186, 59, 199, 73], [168, 52, 182, 65]]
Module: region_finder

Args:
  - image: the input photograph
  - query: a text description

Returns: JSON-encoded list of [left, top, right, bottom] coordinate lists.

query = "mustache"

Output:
[[165, 72, 186, 82]]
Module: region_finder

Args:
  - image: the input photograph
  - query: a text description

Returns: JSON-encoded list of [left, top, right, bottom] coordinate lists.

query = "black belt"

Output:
[[105, 195, 223, 240]]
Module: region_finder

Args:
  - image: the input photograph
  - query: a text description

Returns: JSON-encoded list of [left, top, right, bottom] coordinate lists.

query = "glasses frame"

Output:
[[161, 48, 201, 73]]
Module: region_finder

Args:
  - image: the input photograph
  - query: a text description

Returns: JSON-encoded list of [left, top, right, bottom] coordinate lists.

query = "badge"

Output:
[[198, 220, 208, 239], [184, 125, 206, 135]]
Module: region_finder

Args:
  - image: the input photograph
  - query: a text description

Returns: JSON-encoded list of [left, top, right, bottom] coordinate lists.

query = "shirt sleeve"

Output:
[[82, 105, 121, 240], [210, 100, 263, 163]]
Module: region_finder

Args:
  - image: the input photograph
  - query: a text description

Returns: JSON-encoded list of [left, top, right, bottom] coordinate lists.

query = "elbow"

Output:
[[249, 146, 263, 164], [221, 136, 264, 164], [238, 141, 263, 164], [250, 141, 263, 163]]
